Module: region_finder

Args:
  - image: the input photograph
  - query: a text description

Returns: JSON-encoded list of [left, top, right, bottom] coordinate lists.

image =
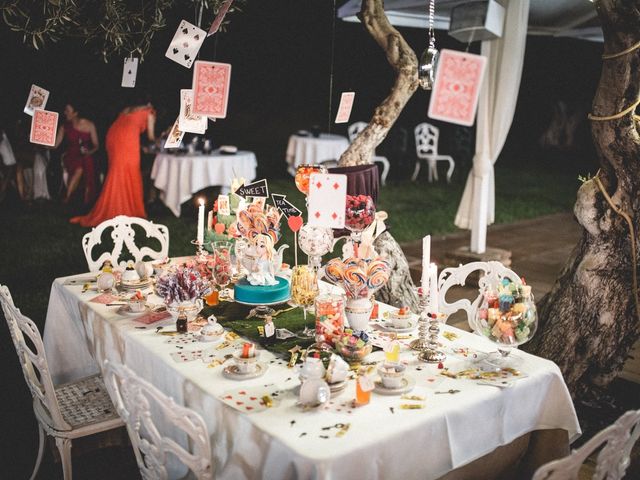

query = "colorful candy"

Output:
[[295, 164, 326, 195], [315, 294, 345, 346], [345, 194, 375, 232], [324, 256, 391, 299]]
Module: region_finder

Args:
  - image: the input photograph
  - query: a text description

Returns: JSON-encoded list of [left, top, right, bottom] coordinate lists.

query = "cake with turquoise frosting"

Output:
[[234, 276, 290, 305]]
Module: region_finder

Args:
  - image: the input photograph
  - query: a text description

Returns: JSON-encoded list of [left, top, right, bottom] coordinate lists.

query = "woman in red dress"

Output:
[[53, 103, 98, 205], [71, 103, 155, 227]]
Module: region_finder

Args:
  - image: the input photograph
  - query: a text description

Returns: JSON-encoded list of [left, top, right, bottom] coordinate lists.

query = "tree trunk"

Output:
[[525, 0, 640, 399], [339, 0, 421, 311]]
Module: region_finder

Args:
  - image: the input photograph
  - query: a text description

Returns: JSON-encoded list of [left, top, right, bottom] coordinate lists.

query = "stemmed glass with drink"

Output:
[[211, 241, 233, 301]]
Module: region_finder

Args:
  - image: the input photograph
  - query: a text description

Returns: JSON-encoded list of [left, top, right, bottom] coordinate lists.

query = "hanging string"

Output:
[[588, 98, 640, 121], [327, 0, 337, 134], [602, 40, 640, 60]]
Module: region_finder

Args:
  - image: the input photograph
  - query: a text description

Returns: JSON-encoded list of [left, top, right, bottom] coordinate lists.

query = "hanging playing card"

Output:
[[428, 49, 487, 126], [208, 0, 234, 36], [164, 119, 185, 149], [30, 109, 58, 147], [23, 84, 49, 116], [121, 57, 139, 88], [335, 92, 355, 124], [192, 60, 231, 118], [307, 173, 347, 229], [165, 20, 206, 69], [179, 89, 208, 134]]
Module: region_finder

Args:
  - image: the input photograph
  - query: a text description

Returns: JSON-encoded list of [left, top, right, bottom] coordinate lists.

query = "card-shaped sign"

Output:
[[164, 119, 185, 149], [179, 89, 208, 134], [24, 84, 49, 116], [30, 109, 58, 147], [335, 91, 355, 124], [217, 194, 231, 216], [121, 57, 139, 88], [208, 0, 234, 36], [428, 49, 487, 127], [165, 20, 206, 69], [235, 179, 268, 198], [271, 194, 301, 218], [192, 60, 231, 118], [307, 173, 346, 229]]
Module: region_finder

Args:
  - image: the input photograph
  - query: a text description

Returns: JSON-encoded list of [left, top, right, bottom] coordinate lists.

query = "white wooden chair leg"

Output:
[[379, 158, 390, 186], [55, 437, 73, 480], [29, 424, 45, 480], [411, 161, 421, 182], [428, 159, 437, 182], [446, 159, 455, 183]]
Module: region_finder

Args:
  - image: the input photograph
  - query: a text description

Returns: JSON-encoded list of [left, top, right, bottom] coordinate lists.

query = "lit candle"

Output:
[[429, 263, 439, 313], [197, 198, 205, 245], [421, 235, 431, 290]]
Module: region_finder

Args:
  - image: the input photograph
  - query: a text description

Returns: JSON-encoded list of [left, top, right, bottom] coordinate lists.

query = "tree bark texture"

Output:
[[525, 0, 640, 398], [338, 0, 419, 167], [337, 0, 420, 311]]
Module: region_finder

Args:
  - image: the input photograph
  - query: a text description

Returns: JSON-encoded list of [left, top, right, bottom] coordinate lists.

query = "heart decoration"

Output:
[[214, 223, 226, 235], [287, 215, 303, 233]]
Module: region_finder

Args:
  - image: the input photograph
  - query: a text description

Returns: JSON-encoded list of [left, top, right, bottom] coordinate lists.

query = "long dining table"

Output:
[[43, 265, 580, 480]]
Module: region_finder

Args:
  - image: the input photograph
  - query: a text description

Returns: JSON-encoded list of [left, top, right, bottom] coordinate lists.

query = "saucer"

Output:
[[328, 380, 347, 395], [117, 304, 151, 316], [222, 362, 268, 380], [380, 318, 417, 333], [373, 376, 415, 395], [119, 278, 152, 290]]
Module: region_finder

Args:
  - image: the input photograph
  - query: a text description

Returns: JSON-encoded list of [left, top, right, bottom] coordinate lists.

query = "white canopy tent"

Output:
[[338, 0, 601, 254]]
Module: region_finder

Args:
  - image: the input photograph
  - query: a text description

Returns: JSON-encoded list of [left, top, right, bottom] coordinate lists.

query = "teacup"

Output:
[[326, 354, 349, 384], [298, 357, 326, 382], [233, 350, 259, 374], [128, 297, 147, 312], [378, 362, 406, 389], [389, 311, 411, 329]]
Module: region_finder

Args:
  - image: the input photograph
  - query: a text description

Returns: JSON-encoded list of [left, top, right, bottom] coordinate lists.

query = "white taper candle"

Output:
[[421, 235, 431, 290], [197, 198, 205, 245]]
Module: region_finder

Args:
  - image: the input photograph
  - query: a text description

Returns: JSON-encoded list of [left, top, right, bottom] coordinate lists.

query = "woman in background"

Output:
[[54, 102, 98, 205], [71, 100, 155, 227]]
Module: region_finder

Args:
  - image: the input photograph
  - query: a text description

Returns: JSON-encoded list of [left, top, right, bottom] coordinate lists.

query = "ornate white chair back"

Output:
[[0, 284, 69, 430], [533, 409, 640, 480], [103, 361, 213, 480], [415, 122, 440, 158], [437, 261, 523, 328], [82, 215, 169, 272], [348, 122, 368, 143]]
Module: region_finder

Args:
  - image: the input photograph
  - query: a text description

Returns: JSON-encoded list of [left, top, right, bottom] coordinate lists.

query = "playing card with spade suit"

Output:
[[165, 20, 206, 69], [121, 57, 139, 88], [307, 173, 347, 229]]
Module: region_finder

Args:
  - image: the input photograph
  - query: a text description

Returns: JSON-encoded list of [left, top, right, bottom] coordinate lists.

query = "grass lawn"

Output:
[[0, 164, 579, 328]]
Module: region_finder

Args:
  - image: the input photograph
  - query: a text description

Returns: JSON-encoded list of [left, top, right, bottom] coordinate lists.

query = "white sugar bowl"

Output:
[[200, 316, 224, 341]]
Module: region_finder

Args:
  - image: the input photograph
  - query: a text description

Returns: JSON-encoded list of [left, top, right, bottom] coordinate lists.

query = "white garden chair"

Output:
[[82, 215, 169, 272], [533, 408, 640, 480], [0, 284, 124, 480], [103, 360, 213, 480], [437, 261, 523, 328], [412, 122, 455, 183], [348, 121, 391, 185]]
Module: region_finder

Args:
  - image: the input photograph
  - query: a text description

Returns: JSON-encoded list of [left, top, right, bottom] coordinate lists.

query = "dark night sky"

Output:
[[0, 0, 602, 177]]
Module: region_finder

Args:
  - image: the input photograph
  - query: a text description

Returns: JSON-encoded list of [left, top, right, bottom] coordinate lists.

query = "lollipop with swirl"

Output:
[[325, 256, 390, 299]]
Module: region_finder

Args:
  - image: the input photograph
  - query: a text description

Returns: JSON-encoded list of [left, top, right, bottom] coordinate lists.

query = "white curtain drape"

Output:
[[453, 0, 530, 253]]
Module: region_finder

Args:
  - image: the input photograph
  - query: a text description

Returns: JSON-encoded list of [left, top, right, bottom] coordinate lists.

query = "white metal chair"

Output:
[[103, 360, 213, 480], [412, 122, 455, 183], [533, 408, 640, 480], [82, 215, 169, 272], [0, 284, 124, 480], [437, 261, 523, 328], [348, 121, 391, 185]]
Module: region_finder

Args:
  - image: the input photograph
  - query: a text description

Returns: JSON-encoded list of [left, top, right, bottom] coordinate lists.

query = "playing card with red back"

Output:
[[307, 173, 347, 229], [428, 49, 487, 127], [30, 109, 58, 146], [192, 60, 232, 118], [335, 92, 355, 124]]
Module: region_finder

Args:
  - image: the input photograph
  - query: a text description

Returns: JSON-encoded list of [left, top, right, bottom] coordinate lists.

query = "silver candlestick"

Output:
[[418, 311, 446, 363], [410, 290, 431, 351], [190, 239, 207, 262]]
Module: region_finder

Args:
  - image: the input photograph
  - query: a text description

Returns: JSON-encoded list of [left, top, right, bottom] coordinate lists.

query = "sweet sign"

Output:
[[234, 179, 269, 198]]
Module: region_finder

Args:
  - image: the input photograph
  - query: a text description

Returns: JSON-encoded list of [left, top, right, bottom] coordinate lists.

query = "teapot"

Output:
[[240, 238, 289, 286]]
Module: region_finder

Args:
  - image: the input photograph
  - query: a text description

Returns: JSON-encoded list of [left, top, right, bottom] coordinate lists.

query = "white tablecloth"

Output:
[[151, 150, 257, 216], [44, 274, 580, 480], [286, 134, 350, 174]]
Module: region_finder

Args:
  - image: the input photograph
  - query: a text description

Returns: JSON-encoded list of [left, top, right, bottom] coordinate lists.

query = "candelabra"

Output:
[[410, 290, 431, 351], [417, 311, 446, 363]]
